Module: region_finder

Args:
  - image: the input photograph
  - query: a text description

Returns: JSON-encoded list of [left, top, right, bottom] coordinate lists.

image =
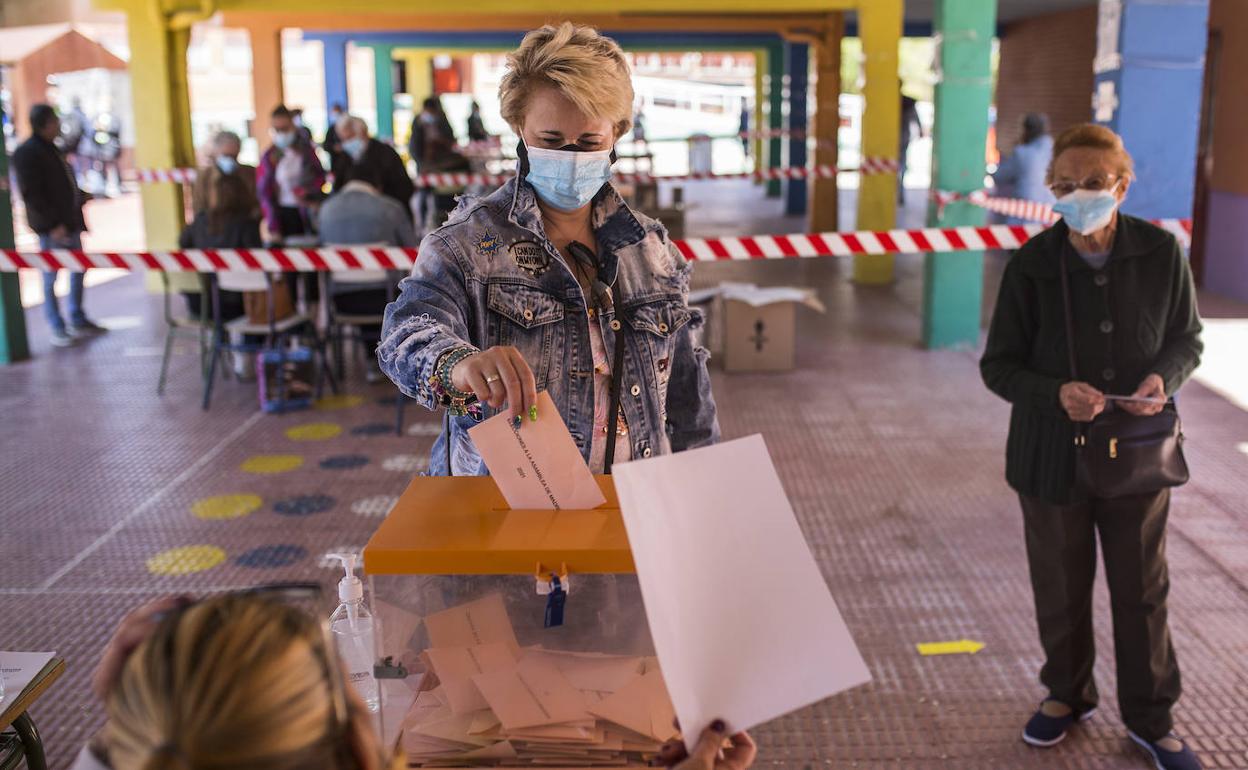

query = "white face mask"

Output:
[[1052, 184, 1121, 235]]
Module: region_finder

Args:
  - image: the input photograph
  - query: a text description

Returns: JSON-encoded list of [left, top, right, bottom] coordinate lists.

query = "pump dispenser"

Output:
[[328, 553, 379, 711]]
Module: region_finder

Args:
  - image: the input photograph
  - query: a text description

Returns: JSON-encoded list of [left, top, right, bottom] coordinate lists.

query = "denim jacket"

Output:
[[378, 178, 719, 476]]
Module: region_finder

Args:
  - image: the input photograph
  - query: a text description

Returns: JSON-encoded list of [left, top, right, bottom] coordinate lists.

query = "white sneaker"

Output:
[[49, 329, 76, 347]]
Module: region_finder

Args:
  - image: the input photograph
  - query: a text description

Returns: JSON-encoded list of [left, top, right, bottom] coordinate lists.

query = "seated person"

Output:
[[331, 114, 415, 219], [319, 167, 417, 381], [191, 130, 258, 216], [180, 172, 266, 377]]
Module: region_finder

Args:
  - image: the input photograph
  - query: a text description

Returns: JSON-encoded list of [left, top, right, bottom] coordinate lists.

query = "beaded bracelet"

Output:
[[429, 347, 482, 420]]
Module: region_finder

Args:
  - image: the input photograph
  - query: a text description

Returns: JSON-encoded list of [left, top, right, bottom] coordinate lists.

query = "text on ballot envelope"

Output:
[[612, 434, 871, 746], [468, 391, 606, 510]]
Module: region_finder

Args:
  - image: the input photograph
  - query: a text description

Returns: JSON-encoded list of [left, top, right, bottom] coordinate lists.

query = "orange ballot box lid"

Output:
[[363, 476, 635, 575]]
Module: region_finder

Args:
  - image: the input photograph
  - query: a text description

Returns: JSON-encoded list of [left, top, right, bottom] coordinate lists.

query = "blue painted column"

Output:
[[785, 42, 809, 216], [1091, 0, 1209, 218], [322, 34, 350, 112]]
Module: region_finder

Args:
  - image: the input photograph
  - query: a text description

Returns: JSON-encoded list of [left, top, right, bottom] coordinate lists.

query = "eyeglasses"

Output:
[[1049, 174, 1119, 198]]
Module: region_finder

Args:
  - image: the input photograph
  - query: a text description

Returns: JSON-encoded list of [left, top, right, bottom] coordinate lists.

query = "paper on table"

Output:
[[468, 391, 606, 510], [521, 649, 645, 693], [424, 594, 520, 651], [0, 651, 56, 703], [612, 435, 871, 746], [586, 669, 677, 742]]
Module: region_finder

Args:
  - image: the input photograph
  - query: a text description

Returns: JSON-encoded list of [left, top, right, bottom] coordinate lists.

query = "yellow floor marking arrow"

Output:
[[916, 639, 985, 656]]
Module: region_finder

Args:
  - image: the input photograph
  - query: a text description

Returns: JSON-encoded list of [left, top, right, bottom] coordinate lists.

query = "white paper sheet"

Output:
[[612, 435, 870, 745], [0, 650, 56, 704]]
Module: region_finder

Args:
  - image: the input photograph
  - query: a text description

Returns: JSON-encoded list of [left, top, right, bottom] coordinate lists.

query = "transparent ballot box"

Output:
[[364, 475, 676, 768]]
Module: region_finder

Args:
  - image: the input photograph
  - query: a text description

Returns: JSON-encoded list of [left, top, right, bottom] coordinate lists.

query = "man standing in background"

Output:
[[12, 104, 105, 347]]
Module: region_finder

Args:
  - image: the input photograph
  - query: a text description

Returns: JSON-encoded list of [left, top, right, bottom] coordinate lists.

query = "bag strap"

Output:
[[603, 322, 626, 474]]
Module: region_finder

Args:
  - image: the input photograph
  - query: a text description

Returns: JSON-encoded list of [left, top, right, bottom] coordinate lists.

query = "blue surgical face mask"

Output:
[[1052, 185, 1120, 235], [272, 130, 295, 150], [215, 155, 238, 175], [343, 137, 367, 161], [523, 143, 613, 211]]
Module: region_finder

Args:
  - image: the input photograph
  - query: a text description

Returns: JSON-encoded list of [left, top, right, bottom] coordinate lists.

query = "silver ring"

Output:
[[484, 373, 501, 384]]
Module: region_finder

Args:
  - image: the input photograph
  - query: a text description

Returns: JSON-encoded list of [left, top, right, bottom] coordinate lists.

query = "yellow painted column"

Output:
[[122, 4, 194, 254], [752, 51, 764, 172], [854, 0, 901, 283], [810, 14, 842, 233], [250, 23, 285, 146]]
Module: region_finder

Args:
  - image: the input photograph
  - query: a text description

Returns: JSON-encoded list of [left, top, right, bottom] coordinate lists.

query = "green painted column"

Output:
[[766, 43, 784, 198], [923, 0, 996, 350], [1, 103, 30, 364], [372, 44, 397, 140]]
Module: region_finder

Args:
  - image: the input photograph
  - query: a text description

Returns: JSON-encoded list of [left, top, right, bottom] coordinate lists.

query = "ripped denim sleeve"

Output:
[[377, 233, 478, 410], [665, 303, 720, 452]]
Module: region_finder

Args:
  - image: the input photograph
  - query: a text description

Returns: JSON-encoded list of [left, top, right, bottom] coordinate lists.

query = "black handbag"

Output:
[[1058, 249, 1189, 498]]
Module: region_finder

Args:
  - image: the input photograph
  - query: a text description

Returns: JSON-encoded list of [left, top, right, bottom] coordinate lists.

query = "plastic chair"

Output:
[[201, 270, 337, 410], [156, 272, 213, 396], [322, 258, 399, 382]]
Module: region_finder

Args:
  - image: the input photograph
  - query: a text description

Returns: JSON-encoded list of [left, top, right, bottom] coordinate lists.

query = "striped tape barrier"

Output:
[[933, 190, 1059, 224], [0, 220, 1190, 273], [133, 158, 902, 188]]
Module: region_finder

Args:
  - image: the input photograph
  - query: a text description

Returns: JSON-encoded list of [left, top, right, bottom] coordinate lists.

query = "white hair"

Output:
[[335, 113, 369, 138]]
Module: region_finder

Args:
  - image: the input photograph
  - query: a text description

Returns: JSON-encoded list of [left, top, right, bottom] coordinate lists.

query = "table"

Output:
[[0, 657, 65, 770]]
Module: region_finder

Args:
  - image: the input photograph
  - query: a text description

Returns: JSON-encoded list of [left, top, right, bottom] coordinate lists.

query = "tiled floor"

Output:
[[2, 186, 1247, 769]]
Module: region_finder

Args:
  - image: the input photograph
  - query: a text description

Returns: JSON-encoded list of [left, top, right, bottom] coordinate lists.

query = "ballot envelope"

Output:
[[365, 475, 677, 768]]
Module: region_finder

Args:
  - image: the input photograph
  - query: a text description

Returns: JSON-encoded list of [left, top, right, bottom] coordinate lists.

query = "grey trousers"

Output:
[[1019, 488, 1181, 741]]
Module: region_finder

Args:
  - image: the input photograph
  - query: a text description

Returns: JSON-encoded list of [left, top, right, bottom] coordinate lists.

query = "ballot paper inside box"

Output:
[[364, 475, 676, 768]]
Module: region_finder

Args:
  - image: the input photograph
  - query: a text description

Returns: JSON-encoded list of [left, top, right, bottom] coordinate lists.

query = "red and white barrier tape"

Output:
[[134, 157, 902, 187]]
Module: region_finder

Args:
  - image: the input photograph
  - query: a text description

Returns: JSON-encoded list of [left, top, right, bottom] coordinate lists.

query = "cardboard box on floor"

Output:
[[690, 283, 826, 372]]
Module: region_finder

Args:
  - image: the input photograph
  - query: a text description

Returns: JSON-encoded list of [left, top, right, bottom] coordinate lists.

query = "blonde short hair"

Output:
[[105, 595, 347, 770], [499, 22, 635, 138], [1046, 123, 1135, 183]]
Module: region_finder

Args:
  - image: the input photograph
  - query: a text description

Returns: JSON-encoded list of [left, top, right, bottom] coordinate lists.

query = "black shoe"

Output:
[[68, 319, 108, 337], [1022, 702, 1097, 747], [1128, 731, 1203, 770]]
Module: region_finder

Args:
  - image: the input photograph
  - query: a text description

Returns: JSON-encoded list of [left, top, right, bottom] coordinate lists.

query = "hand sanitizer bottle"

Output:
[[328, 553, 379, 712]]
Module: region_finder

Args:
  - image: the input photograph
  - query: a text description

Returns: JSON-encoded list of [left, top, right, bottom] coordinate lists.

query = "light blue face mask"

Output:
[[1052, 185, 1120, 235], [343, 137, 367, 162], [215, 155, 238, 175], [524, 144, 614, 211]]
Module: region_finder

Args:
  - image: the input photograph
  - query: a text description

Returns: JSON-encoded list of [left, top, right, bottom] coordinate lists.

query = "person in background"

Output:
[[68, 594, 389, 770], [12, 103, 105, 347], [319, 165, 417, 382], [180, 171, 265, 380], [331, 114, 415, 218], [256, 104, 326, 242], [466, 101, 489, 143], [992, 112, 1056, 224], [379, 23, 719, 476], [898, 94, 921, 201], [631, 106, 646, 147], [290, 107, 314, 144], [408, 97, 461, 227], [192, 130, 257, 215], [739, 101, 751, 157], [62, 97, 90, 182], [323, 101, 346, 157], [981, 124, 1203, 770]]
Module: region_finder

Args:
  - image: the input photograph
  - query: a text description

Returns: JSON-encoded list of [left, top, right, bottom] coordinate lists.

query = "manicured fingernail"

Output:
[[710, 719, 726, 733], [529, 405, 538, 422], [513, 415, 522, 428]]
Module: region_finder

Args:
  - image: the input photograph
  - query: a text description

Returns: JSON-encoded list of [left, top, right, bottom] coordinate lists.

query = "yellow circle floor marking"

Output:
[[147, 545, 226, 576], [313, 395, 365, 411], [285, 423, 343, 441], [192, 494, 263, 520], [240, 454, 305, 474]]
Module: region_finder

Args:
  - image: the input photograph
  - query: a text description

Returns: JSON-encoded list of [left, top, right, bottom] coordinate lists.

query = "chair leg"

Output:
[[157, 328, 176, 396], [395, 394, 406, 436], [202, 341, 220, 411], [333, 326, 346, 383]]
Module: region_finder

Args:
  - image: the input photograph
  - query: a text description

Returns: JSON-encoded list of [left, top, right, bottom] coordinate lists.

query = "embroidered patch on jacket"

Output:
[[509, 240, 551, 275], [476, 231, 503, 257]]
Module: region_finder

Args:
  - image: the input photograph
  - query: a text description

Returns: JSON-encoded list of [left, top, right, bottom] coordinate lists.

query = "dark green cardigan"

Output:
[[980, 214, 1203, 504]]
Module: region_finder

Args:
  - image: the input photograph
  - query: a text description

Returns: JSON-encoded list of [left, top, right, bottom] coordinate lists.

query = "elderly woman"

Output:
[[981, 124, 1203, 770], [379, 23, 718, 476]]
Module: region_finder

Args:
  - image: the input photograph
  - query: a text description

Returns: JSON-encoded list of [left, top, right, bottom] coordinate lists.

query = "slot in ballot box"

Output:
[[364, 475, 677, 768]]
